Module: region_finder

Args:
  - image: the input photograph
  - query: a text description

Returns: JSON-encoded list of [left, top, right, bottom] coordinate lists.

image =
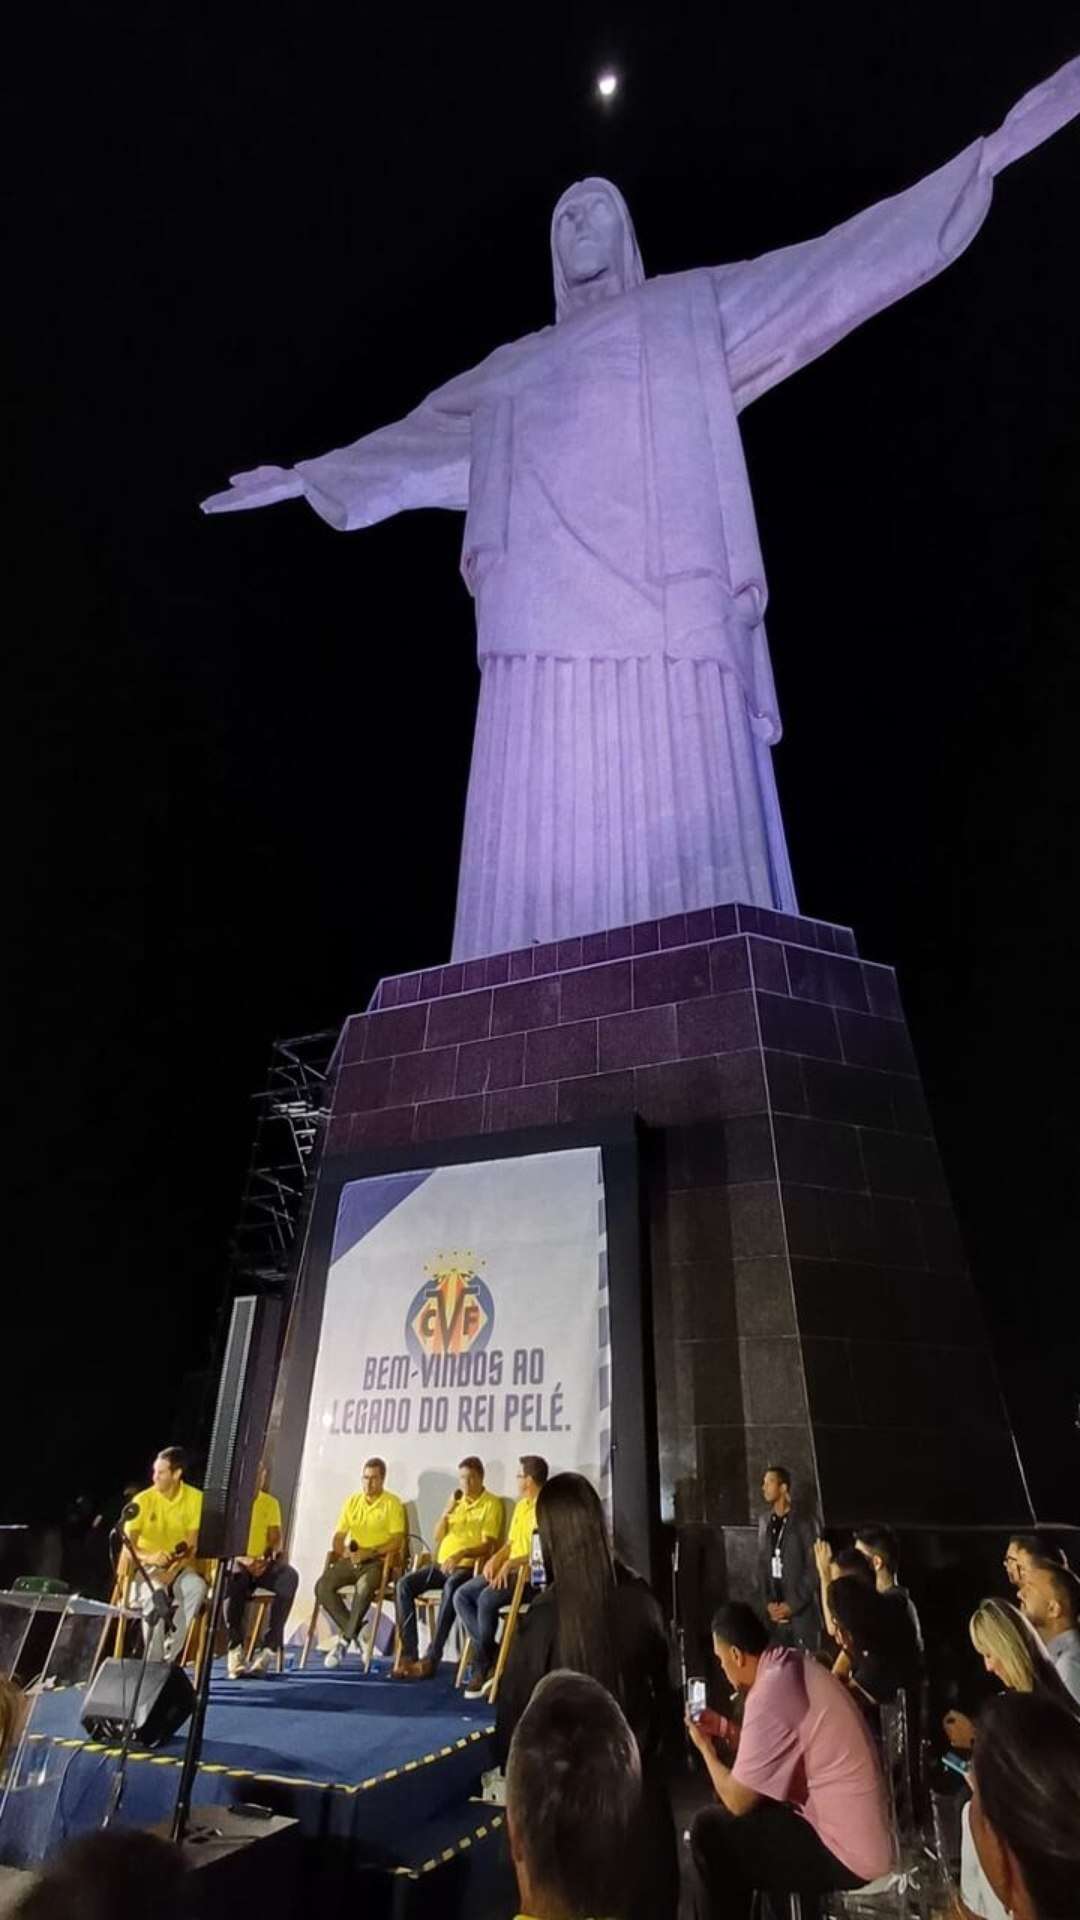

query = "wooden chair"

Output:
[[456, 1564, 530, 1702], [300, 1547, 403, 1670], [243, 1589, 286, 1673], [414, 1552, 485, 1668]]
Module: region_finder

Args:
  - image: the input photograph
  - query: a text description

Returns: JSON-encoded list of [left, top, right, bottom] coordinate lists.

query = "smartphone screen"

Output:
[[687, 1677, 706, 1722]]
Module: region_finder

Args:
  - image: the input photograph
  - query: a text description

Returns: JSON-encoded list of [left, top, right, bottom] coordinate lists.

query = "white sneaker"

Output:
[[324, 1637, 349, 1669], [227, 1646, 247, 1679], [247, 1647, 276, 1676]]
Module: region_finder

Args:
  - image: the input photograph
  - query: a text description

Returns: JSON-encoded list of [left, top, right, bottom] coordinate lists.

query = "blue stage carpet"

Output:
[[19, 1657, 499, 1871]]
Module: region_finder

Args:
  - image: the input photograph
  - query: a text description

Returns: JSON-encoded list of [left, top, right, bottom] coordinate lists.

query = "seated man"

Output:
[[506, 1671, 642, 1920], [314, 1455, 406, 1667], [854, 1522, 924, 1665], [1003, 1531, 1069, 1592], [1020, 1559, 1080, 1703], [454, 1453, 548, 1696], [225, 1461, 299, 1677], [125, 1446, 205, 1663], [687, 1601, 892, 1919], [394, 1455, 502, 1680]]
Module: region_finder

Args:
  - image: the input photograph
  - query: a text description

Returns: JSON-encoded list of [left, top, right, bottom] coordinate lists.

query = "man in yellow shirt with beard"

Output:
[[314, 1457, 407, 1668], [124, 1446, 205, 1662], [453, 1455, 548, 1696], [394, 1456, 503, 1680]]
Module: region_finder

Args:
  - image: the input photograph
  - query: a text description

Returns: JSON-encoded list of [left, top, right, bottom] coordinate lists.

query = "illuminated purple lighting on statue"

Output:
[[202, 59, 1079, 962]]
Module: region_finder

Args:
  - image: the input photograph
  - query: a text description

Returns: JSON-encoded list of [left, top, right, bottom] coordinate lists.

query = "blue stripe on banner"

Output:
[[597, 1247, 608, 1293], [598, 1195, 607, 1237], [598, 1304, 609, 1349], [599, 1363, 610, 1412], [330, 1170, 434, 1265]]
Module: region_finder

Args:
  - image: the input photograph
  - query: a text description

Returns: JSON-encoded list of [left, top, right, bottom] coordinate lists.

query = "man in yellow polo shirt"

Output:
[[454, 1455, 548, 1696], [394, 1455, 503, 1680], [314, 1456, 407, 1668], [125, 1446, 205, 1662], [224, 1461, 300, 1678]]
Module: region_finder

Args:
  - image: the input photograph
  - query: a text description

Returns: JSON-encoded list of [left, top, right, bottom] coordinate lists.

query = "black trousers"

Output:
[[225, 1560, 299, 1651], [690, 1801, 864, 1920]]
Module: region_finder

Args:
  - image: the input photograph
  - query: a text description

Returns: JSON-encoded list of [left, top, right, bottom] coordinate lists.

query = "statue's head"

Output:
[[551, 177, 644, 322]]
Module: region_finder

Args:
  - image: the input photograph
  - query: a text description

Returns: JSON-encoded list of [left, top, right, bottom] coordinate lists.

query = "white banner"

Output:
[[287, 1147, 607, 1638]]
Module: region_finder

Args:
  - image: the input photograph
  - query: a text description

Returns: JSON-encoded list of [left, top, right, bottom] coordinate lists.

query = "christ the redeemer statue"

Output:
[[204, 60, 1078, 963]]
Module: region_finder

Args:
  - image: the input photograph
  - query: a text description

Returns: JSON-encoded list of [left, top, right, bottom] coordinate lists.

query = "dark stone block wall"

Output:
[[322, 902, 1031, 1555]]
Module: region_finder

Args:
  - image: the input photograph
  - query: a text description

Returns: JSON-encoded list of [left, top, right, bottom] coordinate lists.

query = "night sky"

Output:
[[7, 8, 1079, 1527]]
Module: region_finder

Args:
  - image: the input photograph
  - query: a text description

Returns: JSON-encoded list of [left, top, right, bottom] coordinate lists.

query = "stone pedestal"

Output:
[[323, 902, 1030, 1569]]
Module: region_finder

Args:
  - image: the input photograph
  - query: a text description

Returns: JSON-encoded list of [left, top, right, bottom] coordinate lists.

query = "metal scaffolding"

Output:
[[229, 1029, 337, 1290]]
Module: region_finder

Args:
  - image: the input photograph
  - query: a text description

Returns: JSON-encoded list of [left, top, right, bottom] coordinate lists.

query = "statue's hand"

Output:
[[200, 464, 304, 514]]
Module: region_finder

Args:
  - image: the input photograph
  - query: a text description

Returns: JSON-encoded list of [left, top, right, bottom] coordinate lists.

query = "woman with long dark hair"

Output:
[[826, 1573, 903, 1708], [966, 1692, 1080, 1920], [496, 1472, 679, 1918]]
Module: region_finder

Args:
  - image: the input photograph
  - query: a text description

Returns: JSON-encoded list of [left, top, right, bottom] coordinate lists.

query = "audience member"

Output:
[[496, 1471, 678, 1920], [1, 1675, 25, 1772], [395, 1455, 502, 1679], [315, 1455, 406, 1668], [756, 1464, 819, 1649], [687, 1601, 892, 1919], [827, 1574, 902, 1707], [506, 1671, 641, 1920], [1018, 1561, 1080, 1704], [944, 1596, 1076, 1753], [454, 1453, 548, 1698], [854, 1523, 924, 1654], [964, 1692, 1080, 1920], [13, 1829, 189, 1919], [813, 1538, 873, 1642], [1002, 1533, 1069, 1592], [950, 1600, 1079, 1918]]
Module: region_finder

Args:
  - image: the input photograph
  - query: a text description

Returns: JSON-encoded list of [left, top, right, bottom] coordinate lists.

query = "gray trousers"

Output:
[[135, 1568, 207, 1662], [314, 1557, 384, 1641]]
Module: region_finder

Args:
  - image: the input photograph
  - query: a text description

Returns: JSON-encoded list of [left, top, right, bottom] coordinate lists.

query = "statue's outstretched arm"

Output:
[[200, 387, 472, 529], [717, 54, 1080, 413]]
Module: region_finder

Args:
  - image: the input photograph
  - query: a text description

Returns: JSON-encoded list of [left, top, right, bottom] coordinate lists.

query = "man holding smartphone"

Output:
[[314, 1456, 407, 1668]]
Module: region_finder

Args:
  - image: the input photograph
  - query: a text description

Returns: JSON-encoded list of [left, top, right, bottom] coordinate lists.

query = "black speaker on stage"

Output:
[[199, 1293, 283, 1561], [81, 1658, 195, 1747]]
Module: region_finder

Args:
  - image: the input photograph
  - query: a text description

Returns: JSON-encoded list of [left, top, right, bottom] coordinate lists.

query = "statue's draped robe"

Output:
[[294, 134, 1009, 959]]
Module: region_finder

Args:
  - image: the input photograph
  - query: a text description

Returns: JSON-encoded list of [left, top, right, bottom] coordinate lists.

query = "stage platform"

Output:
[[14, 1657, 510, 1911]]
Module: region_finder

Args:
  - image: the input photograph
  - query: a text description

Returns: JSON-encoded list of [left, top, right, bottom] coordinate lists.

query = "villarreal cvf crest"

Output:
[[405, 1252, 495, 1361]]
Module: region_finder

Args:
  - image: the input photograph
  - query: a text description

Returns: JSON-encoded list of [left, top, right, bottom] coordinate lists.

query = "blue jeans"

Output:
[[453, 1575, 507, 1667], [396, 1564, 472, 1662]]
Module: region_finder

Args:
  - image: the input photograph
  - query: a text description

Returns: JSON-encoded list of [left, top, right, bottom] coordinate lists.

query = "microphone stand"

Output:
[[102, 1524, 177, 1828], [170, 1552, 231, 1842]]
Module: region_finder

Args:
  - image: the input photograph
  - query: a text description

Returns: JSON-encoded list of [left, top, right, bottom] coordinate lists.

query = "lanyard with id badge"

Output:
[[770, 1515, 788, 1587]]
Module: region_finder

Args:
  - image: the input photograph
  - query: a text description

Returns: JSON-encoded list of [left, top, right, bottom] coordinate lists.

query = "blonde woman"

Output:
[[944, 1600, 1078, 1920]]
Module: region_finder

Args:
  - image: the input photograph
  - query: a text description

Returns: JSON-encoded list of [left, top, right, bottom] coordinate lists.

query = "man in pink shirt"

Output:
[[686, 1601, 893, 1917]]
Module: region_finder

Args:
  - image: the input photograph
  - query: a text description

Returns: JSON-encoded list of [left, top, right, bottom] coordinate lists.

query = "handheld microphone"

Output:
[[452, 1490, 463, 1503]]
